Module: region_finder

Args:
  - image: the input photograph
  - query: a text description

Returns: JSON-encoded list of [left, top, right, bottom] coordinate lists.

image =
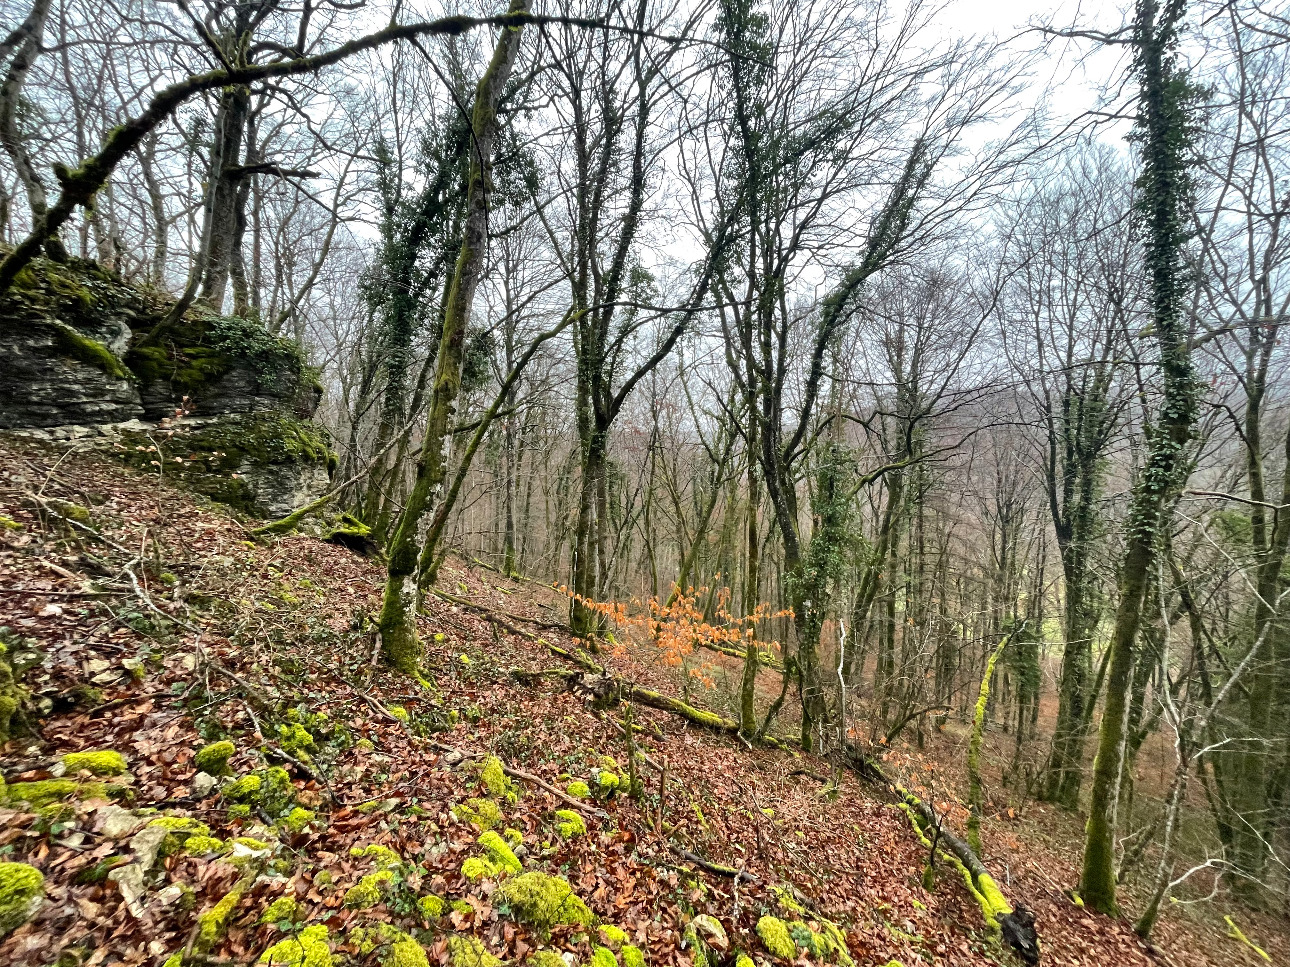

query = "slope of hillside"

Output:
[[0, 435, 1273, 967]]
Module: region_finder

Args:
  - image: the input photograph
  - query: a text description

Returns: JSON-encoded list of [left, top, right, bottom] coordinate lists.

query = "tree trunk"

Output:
[[377, 0, 529, 673]]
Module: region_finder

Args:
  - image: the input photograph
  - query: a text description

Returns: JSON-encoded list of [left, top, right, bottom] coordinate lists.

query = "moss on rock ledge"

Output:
[[0, 862, 44, 938]]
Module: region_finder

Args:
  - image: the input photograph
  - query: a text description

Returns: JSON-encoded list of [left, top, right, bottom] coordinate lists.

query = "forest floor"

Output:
[[0, 434, 1284, 967]]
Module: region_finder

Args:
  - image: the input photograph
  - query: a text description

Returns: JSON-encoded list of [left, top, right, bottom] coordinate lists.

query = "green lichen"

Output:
[[621, 946, 645, 967], [418, 894, 445, 919], [497, 871, 594, 931], [478, 830, 522, 874], [259, 923, 333, 967], [0, 862, 44, 938], [756, 916, 796, 960], [63, 750, 127, 776], [344, 869, 394, 909], [565, 781, 590, 799], [591, 948, 617, 967], [455, 798, 503, 830], [195, 741, 236, 775], [480, 756, 517, 803], [260, 896, 300, 925], [555, 809, 586, 839], [447, 936, 500, 967], [282, 807, 315, 834]]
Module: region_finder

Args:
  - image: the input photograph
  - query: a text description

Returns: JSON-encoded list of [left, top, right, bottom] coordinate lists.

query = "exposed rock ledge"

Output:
[[0, 258, 333, 518]]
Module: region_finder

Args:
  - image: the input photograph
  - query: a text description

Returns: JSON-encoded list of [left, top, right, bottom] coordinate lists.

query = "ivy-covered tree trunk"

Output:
[[1078, 0, 1199, 914], [378, 0, 529, 674]]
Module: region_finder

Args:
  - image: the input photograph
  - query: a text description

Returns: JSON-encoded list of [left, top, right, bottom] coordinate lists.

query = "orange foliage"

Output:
[[559, 582, 792, 689]]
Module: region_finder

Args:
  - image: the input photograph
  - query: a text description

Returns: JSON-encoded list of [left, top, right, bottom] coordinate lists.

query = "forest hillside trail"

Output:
[[0, 435, 1276, 967]]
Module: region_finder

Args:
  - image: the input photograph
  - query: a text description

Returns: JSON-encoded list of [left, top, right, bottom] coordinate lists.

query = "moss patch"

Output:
[[195, 740, 236, 775], [497, 871, 594, 932], [447, 935, 500, 967], [756, 916, 797, 960], [0, 862, 44, 938], [258, 923, 333, 967]]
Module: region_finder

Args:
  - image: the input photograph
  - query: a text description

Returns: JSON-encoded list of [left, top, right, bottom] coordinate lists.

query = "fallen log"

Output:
[[889, 776, 1039, 965]]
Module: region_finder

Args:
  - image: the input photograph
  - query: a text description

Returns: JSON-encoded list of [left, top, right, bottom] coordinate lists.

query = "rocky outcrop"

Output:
[[0, 258, 333, 518]]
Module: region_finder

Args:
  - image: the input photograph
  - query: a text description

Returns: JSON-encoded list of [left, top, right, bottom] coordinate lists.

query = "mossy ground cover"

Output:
[[0, 434, 1277, 967]]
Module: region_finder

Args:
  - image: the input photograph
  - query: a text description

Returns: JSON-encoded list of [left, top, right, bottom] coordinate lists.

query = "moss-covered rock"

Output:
[[621, 946, 645, 967], [260, 896, 301, 925], [198, 879, 248, 952], [194, 740, 236, 775], [0, 642, 29, 745], [386, 938, 430, 967], [446, 935, 500, 967], [477, 830, 522, 875], [117, 413, 334, 518], [4, 778, 117, 808], [497, 871, 595, 931], [756, 916, 797, 960], [591, 948, 617, 967], [343, 870, 394, 909], [565, 780, 590, 799], [282, 807, 315, 834], [324, 514, 379, 556], [555, 809, 586, 839], [350, 843, 402, 870], [62, 749, 127, 776], [0, 862, 44, 938], [258, 923, 333, 967], [529, 950, 567, 967], [599, 925, 628, 949], [454, 798, 503, 830], [480, 755, 517, 803], [418, 894, 445, 919]]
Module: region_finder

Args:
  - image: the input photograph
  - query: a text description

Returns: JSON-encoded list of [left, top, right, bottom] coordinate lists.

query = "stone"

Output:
[[107, 862, 147, 918], [192, 773, 218, 798], [97, 804, 144, 838], [128, 825, 172, 871]]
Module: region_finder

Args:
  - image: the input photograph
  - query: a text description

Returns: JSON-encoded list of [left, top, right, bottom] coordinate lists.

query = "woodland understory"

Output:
[[1, 0, 1289, 965]]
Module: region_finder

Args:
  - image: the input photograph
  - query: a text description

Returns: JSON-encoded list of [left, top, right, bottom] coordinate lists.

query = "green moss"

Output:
[[34, 802, 74, 832], [480, 755, 517, 803], [228, 804, 252, 819], [150, 816, 211, 836], [504, 827, 523, 846], [451, 900, 473, 915], [0, 516, 21, 530], [195, 740, 236, 775], [0, 862, 44, 938], [259, 924, 333, 967], [387, 939, 429, 967], [260, 896, 300, 925], [225, 775, 262, 801], [455, 798, 503, 830], [599, 925, 628, 948], [282, 807, 315, 834], [278, 722, 316, 760], [198, 880, 247, 952], [733, 955, 752, 967], [447, 936, 501, 967], [4, 778, 105, 808], [388, 705, 410, 723], [350, 843, 402, 870], [594, 770, 620, 796], [462, 857, 498, 881], [497, 871, 594, 931], [184, 835, 228, 855], [63, 750, 127, 776], [418, 894, 445, 919], [555, 809, 586, 839], [591, 948, 617, 967], [478, 830, 522, 874], [756, 917, 797, 960], [50, 322, 131, 380], [529, 951, 568, 967], [621, 946, 645, 967], [343, 869, 394, 909], [234, 837, 273, 851], [565, 780, 590, 799], [0, 643, 24, 745]]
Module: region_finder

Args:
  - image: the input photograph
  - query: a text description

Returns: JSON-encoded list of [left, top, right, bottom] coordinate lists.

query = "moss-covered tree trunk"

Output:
[[377, 0, 529, 674], [1078, 0, 1199, 914], [969, 631, 1011, 855]]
